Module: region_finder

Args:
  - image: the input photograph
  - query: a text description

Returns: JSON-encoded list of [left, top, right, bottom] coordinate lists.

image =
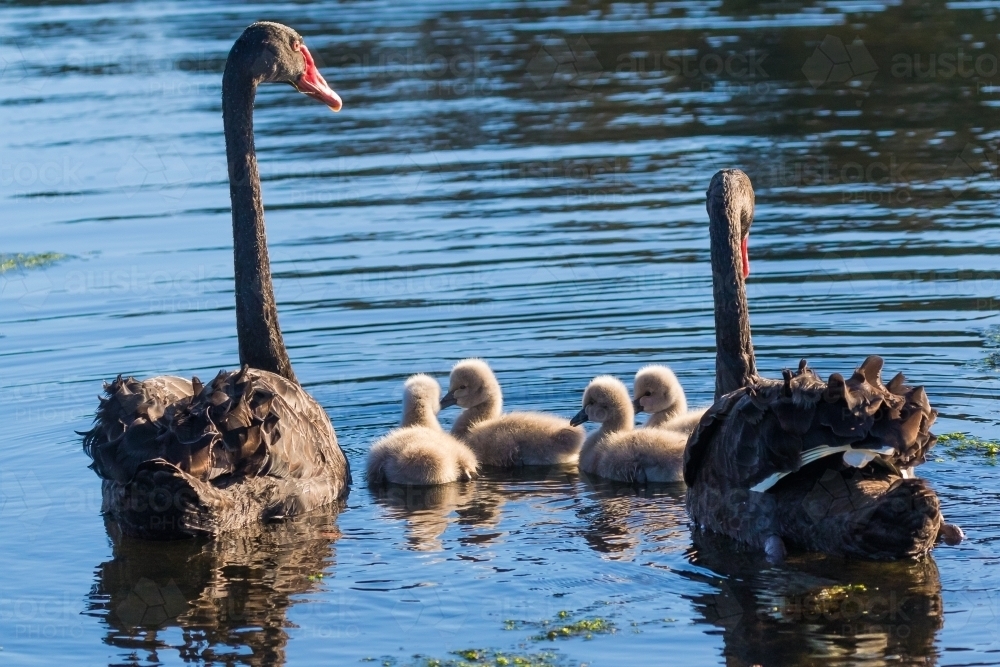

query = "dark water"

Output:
[[3, 1, 1000, 665]]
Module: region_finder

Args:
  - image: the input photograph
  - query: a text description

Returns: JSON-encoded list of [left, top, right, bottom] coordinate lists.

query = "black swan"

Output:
[[683, 168, 961, 561], [82, 22, 349, 538]]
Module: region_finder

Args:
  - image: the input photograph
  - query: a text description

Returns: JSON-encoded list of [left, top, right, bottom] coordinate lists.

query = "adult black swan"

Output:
[[82, 22, 350, 538], [683, 169, 961, 561]]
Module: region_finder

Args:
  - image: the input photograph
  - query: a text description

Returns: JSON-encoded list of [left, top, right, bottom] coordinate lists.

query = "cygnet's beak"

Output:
[[439, 391, 458, 409], [632, 397, 643, 413], [570, 408, 589, 427]]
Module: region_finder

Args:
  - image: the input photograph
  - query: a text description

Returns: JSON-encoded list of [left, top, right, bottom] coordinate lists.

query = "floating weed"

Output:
[[535, 615, 614, 641], [937, 432, 1000, 463], [410, 613, 612, 667], [405, 649, 564, 667], [504, 609, 615, 643], [0, 252, 66, 274]]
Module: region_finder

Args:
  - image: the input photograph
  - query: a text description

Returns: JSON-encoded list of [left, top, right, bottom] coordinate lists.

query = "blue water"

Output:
[[3, 1, 1000, 665]]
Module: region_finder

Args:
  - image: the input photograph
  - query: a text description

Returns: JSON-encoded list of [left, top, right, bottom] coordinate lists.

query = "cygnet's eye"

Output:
[[460, 384, 467, 390], [644, 391, 652, 396]]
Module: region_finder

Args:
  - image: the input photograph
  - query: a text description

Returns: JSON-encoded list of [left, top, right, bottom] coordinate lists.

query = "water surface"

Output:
[[2, 1, 1000, 665]]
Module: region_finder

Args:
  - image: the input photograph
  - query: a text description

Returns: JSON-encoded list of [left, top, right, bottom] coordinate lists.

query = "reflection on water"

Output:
[[577, 477, 688, 559], [2, 0, 1000, 664], [86, 515, 341, 666], [83, 495, 947, 667], [687, 532, 943, 667], [371, 482, 481, 552]]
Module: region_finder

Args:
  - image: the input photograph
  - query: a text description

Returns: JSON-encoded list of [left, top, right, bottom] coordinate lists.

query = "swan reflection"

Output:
[[370, 482, 481, 551], [369, 465, 582, 551], [86, 512, 341, 666], [686, 531, 942, 666]]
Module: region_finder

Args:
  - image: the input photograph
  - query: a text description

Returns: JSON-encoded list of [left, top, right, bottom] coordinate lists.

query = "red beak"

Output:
[[740, 236, 750, 279], [295, 44, 342, 112]]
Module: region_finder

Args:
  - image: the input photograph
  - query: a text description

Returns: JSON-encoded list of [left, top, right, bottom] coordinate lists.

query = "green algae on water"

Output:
[[0, 252, 66, 274], [407, 649, 563, 667], [937, 432, 1000, 462], [532, 611, 614, 641], [537, 617, 612, 641], [503, 609, 616, 643]]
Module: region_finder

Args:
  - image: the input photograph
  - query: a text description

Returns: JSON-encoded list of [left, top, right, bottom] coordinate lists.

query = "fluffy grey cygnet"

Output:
[[367, 374, 478, 485], [572, 375, 687, 483], [632, 364, 706, 435], [442, 358, 584, 467]]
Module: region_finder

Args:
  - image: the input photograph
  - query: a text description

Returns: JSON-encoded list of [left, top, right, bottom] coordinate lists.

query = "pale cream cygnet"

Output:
[[572, 375, 687, 483], [367, 374, 478, 485], [632, 364, 706, 436], [441, 358, 584, 467]]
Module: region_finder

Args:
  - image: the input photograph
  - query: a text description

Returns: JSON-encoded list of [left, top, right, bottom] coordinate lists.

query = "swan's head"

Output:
[[228, 21, 342, 111], [633, 365, 687, 416], [402, 373, 442, 419], [571, 375, 633, 427], [440, 358, 502, 410], [707, 168, 754, 279]]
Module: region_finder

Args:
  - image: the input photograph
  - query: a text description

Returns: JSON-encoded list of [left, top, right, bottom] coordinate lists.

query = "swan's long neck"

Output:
[[223, 60, 297, 383], [708, 171, 756, 400]]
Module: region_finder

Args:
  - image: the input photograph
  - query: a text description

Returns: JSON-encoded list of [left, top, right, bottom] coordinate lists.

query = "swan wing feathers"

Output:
[[684, 356, 937, 491], [83, 375, 194, 482], [83, 366, 346, 487]]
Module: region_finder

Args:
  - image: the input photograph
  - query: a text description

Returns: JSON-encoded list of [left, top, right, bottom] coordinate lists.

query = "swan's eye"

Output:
[[644, 391, 652, 396]]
